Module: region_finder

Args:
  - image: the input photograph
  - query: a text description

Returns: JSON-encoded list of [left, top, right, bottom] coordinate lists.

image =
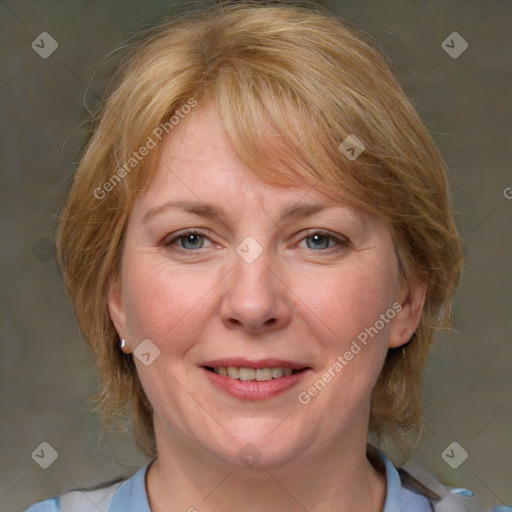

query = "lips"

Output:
[[200, 358, 312, 400]]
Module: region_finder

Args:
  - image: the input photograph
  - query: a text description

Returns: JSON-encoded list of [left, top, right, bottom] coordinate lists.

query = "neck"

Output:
[[146, 421, 386, 512]]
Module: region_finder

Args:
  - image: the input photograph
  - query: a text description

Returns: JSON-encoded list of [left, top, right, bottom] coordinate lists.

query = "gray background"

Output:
[[0, 1, 510, 511]]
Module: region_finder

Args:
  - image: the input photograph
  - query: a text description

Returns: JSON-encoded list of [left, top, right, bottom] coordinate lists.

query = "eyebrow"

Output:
[[142, 199, 342, 224], [143, 200, 218, 223]]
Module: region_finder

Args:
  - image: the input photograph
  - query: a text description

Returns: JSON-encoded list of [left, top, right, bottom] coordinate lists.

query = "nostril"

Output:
[[225, 317, 280, 331]]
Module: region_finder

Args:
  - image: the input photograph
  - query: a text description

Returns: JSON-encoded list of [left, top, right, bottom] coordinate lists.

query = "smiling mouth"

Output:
[[203, 366, 308, 381]]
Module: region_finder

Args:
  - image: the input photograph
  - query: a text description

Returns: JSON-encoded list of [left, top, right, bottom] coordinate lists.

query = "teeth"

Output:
[[271, 367, 284, 378], [227, 366, 239, 379], [255, 368, 272, 381], [239, 368, 255, 381], [211, 366, 298, 381]]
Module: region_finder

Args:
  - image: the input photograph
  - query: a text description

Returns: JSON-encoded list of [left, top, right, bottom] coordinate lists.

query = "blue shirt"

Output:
[[24, 448, 483, 512]]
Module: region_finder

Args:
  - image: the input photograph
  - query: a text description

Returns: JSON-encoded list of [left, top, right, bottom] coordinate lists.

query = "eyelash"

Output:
[[164, 229, 350, 254]]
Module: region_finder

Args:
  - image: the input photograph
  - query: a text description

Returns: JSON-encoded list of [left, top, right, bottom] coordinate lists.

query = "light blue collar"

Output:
[[109, 461, 152, 512]]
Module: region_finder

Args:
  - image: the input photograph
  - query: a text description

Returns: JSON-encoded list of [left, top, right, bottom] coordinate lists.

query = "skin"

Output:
[[109, 107, 426, 512]]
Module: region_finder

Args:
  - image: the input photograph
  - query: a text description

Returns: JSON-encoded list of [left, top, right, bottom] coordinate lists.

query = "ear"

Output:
[[388, 274, 427, 348], [107, 274, 129, 350]]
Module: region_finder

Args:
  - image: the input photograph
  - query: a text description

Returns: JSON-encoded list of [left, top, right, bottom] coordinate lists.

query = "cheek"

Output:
[[295, 259, 398, 349], [293, 262, 398, 421], [120, 252, 219, 347]]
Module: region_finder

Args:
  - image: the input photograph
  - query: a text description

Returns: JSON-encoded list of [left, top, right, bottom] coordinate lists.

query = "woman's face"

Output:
[[109, 107, 424, 468]]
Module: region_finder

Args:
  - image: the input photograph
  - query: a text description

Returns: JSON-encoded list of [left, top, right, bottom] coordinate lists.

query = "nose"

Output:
[[219, 243, 292, 334]]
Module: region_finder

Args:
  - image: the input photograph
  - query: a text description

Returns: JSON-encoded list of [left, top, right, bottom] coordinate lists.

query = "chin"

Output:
[[201, 422, 307, 471]]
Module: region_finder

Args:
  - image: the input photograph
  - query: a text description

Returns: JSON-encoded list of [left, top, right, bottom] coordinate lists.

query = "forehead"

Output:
[[139, 106, 351, 212]]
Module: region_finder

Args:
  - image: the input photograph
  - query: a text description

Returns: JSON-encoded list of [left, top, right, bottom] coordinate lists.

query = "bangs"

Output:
[[215, 67, 344, 188], [210, 61, 383, 217]]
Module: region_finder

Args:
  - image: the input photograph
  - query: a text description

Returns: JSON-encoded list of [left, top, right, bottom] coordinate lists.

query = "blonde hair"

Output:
[[56, 1, 463, 458]]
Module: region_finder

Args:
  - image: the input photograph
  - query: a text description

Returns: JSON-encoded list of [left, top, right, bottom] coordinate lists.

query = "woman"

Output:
[[26, 1, 481, 511]]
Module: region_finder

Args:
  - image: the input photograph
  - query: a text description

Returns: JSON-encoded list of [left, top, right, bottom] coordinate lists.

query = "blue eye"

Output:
[[300, 231, 349, 251], [305, 233, 331, 250], [166, 231, 210, 251], [178, 233, 204, 250]]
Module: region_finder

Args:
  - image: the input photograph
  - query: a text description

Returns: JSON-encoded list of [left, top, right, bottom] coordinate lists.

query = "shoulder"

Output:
[[398, 465, 482, 512], [368, 445, 479, 512], [399, 483, 477, 512], [23, 461, 154, 512], [23, 480, 123, 512]]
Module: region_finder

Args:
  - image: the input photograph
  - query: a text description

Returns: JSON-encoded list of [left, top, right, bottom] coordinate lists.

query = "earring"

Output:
[[120, 338, 126, 351], [403, 331, 415, 355]]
